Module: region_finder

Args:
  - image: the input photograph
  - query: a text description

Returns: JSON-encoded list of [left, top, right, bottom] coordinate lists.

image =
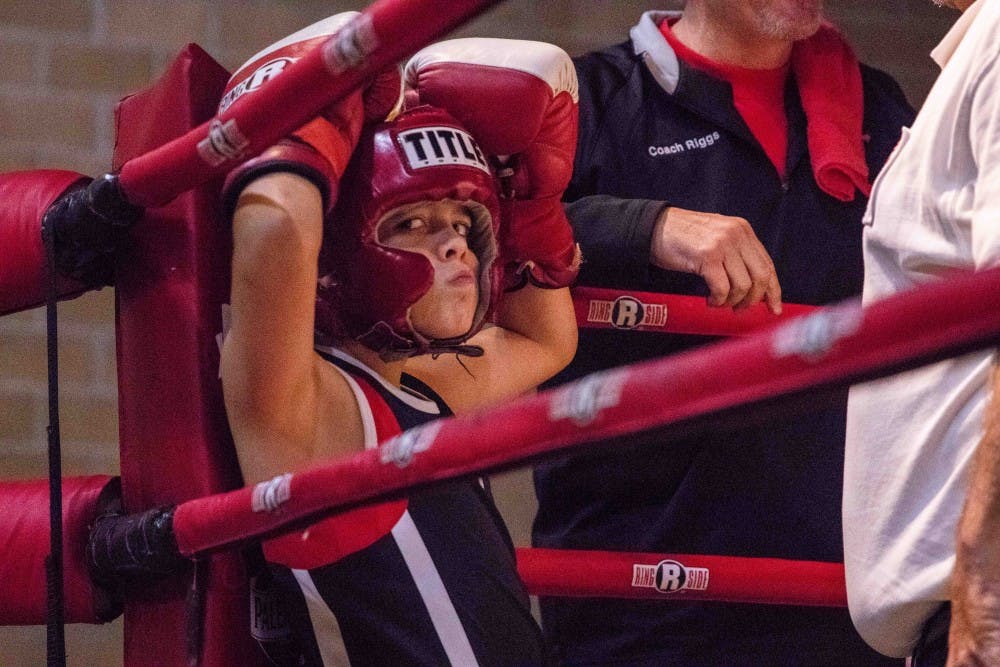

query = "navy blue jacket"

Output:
[[532, 12, 914, 666]]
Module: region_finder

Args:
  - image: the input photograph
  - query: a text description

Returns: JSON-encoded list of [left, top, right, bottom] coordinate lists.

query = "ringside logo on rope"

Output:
[[197, 118, 250, 167], [380, 421, 442, 468], [632, 559, 710, 594], [587, 295, 668, 330], [549, 370, 627, 426], [218, 56, 297, 113], [251, 473, 292, 513], [771, 302, 863, 361], [323, 14, 378, 75]]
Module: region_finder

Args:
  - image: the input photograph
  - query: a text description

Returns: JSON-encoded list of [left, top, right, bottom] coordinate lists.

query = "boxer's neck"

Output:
[[341, 339, 406, 386]]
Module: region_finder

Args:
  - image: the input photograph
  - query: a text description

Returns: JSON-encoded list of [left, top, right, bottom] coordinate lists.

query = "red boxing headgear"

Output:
[[316, 106, 501, 359]]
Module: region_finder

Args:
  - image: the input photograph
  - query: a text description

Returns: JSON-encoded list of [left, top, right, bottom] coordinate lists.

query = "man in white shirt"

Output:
[[843, 1, 1000, 665]]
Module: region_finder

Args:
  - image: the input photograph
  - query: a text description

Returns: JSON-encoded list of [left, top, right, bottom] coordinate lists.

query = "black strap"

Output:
[[42, 209, 66, 667], [185, 559, 207, 667]]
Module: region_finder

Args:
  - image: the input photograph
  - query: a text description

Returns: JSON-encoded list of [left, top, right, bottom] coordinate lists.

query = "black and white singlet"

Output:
[[260, 346, 545, 667]]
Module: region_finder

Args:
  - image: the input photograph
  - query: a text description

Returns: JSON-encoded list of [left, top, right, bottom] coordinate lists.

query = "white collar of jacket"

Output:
[[630, 10, 684, 94], [930, 0, 984, 68]]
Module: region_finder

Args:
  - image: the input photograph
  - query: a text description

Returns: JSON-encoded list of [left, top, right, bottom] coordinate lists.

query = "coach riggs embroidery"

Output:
[[648, 130, 722, 157]]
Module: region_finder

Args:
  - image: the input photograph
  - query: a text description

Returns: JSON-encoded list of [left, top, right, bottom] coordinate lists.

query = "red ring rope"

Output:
[[172, 266, 1000, 561], [572, 286, 817, 335], [117, 0, 502, 207], [516, 548, 847, 606]]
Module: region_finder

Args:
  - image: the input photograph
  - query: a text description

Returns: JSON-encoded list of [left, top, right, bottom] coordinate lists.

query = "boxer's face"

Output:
[[378, 199, 480, 339]]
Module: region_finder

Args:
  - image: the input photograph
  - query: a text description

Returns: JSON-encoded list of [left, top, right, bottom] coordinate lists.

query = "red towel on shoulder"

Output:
[[792, 23, 870, 201], [660, 19, 869, 201]]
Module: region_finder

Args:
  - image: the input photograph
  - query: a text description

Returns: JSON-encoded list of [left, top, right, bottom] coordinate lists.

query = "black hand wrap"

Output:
[[41, 172, 144, 286], [85, 481, 188, 588]]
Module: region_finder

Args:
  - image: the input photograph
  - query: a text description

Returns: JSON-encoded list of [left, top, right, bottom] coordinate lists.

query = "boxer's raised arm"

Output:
[[221, 172, 331, 474], [218, 16, 399, 481]]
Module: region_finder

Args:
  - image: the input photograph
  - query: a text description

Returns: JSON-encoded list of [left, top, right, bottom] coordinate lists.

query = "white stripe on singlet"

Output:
[[390, 510, 480, 667], [315, 345, 441, 414], [294, 346, 476, 665], [323, 359, 379, 450], [291, 352, 371, 665], [291, 511, 480, 667], [292, 569, 350, 667]]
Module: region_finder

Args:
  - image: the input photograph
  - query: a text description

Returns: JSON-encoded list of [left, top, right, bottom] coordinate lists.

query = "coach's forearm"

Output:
[[948, 359, 1000, 665], [955, 363, 1000, 564]]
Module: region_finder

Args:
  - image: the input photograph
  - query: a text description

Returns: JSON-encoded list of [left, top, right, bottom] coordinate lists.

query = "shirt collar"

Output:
[[631, 10, 684, 93], [930, 0, 984, 68]]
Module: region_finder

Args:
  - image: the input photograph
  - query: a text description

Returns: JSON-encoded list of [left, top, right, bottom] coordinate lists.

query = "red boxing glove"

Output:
[[220, 12, 401, 215], [404, 38, 581, 289]]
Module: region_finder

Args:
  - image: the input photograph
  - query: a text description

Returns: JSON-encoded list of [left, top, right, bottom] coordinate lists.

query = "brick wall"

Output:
[[0, 1, 959, 664]]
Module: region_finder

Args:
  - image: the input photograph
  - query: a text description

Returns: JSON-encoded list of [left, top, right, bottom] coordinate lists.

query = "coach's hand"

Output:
[[650, 206, 782, 314]]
